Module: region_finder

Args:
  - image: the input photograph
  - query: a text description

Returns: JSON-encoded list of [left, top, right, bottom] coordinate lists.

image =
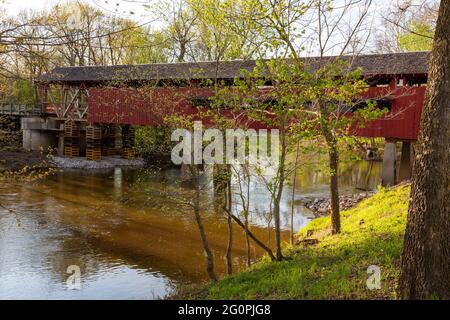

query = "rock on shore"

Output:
[[50, 156, 145, 169], [301, 191, 376, 216]]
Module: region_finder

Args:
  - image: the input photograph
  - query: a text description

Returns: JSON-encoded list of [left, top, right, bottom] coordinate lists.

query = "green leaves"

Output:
[[398, 20, 435, 52]]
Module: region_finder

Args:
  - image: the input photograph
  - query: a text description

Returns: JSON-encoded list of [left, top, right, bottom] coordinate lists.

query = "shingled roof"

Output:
[[37, 51, 430, 84]]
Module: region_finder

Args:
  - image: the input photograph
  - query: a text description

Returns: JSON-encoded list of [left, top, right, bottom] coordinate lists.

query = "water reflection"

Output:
[[0, 160, 381, 299]]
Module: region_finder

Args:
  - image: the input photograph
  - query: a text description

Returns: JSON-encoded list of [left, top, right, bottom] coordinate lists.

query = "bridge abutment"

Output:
[[21, 117, 60, 152], [381, 140, 414, 187], [399, 141, 413, 181], [382, 141, 397, 187]]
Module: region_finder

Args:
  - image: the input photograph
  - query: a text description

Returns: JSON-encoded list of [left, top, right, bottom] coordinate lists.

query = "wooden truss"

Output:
[[46, 84, 89, 121]]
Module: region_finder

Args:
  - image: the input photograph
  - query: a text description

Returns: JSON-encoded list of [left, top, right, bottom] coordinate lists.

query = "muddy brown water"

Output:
[[0, 160, 381, 299]]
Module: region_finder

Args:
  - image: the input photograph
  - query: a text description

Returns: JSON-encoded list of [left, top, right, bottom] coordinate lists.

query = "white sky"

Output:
[[2, 0, 399, 55], [4, 0, 394, 23], [3, 0, 153, 21]]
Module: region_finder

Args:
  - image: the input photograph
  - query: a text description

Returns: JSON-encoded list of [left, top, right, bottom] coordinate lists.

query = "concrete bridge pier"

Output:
[[57, 133, 64, 156], [399, 141, 413, 181], [381, 141, 397, 187], [21, 117, 61, 152], [381, 140, 413, 187]]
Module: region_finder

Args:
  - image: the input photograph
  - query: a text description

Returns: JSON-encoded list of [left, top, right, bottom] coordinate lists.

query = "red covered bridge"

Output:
[[36, 51, 429, 140], [32, 51, 430, 185]]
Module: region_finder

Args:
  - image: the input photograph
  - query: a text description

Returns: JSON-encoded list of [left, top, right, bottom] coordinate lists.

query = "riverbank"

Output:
[[0, 149, 145, 172], [0, 150, 50, 172], [301, 191, 376, 216], [51, 155, 145, 169], [180, 184, 410, 299]]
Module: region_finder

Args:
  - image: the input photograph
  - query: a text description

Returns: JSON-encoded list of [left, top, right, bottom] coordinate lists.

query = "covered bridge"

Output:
[[35, 51, 429, 138], [27, 51, 430, 184]]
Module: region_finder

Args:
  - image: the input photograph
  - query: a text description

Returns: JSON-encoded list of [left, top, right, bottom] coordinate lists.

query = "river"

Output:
[[0, 160, 381, 299]]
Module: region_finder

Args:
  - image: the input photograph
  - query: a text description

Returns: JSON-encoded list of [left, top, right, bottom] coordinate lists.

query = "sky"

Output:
[[1, 0, 406, 56], [3, 0, 154, 21], [3, 0, 394, 22]]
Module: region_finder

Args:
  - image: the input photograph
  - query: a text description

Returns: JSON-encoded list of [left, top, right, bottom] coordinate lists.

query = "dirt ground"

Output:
[[0, 150, 50, 172]]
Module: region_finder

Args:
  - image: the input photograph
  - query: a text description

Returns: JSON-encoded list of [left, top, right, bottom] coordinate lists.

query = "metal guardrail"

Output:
[[0, 104, 41, 116]]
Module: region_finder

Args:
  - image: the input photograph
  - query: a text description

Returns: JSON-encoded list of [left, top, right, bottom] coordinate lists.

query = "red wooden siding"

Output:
[[87, 87, 214, 125], [87, 86, 426, 141], [352, 87, 426, 140]]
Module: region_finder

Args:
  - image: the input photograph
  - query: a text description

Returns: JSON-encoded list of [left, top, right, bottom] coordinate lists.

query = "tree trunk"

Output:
[[245, 215, 251, 267], [398, 0, 450, 300], [223, 206, 277, 261], [191, 166, 217, 282], [290, 142, 300, 244], [328, 139, 341, 235], [243, 166, 251, 267], [273, 190, 283, 260], [273, 116, 287, 261], [319, 101, 341, 235], [237, 164, 252, 267], [214, 163, 233, 275], [321, 124, 341, 234], [178, 41, 186, 62], [225, 173, 233, 275]]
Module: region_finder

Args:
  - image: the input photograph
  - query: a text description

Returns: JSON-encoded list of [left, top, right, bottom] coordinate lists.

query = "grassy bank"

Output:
[[191, 185, 410, 300]]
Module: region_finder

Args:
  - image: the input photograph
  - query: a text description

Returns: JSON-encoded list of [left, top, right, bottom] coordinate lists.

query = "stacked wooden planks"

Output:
[[86, 124, 101, 161], [64, 120, 80, 157]]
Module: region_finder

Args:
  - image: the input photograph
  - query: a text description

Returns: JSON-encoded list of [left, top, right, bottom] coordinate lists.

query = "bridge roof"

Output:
[[37, 51, 430, 85]]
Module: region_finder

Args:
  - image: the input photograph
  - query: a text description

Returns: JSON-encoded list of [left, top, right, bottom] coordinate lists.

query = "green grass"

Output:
[[195, 184, 410, 300]]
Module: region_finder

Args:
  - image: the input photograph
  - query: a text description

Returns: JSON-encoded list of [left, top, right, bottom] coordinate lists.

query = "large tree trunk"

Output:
[[398, 0, 450, 300]]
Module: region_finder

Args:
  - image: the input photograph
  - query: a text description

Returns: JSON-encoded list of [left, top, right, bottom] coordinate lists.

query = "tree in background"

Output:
[[200, 3, 380, 268], [398, 0, 449, 300], [377, 0, 439, 52], [150, 0, 198, 62], [398, 20, 435, 51], [0, 1, 170, 102], [150, 0, 261, 62], [235, 0, 375, 237]]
